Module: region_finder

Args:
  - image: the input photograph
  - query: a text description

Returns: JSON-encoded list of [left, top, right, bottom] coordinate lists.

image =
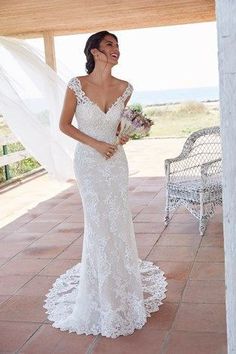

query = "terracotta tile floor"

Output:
[[0, 176, 226, 354], [0, 139, 226, 353]]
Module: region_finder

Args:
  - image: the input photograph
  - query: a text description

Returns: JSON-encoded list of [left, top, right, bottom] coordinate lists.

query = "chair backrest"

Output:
[[183, 126, 221, 164], [173, 126, 222, 180]]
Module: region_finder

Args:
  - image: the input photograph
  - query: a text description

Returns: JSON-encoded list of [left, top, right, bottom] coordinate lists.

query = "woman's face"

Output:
[[97, 35, 120, 65]]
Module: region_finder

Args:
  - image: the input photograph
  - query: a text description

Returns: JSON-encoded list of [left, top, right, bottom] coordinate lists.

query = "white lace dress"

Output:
[[44, 77, 168, 338]]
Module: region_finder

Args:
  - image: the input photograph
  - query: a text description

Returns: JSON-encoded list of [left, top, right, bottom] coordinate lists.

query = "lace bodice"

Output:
[[68, 77, 133, 143]]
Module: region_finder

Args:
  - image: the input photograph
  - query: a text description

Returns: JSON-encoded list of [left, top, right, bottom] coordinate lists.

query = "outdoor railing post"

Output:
[[2, 144, 11, 180]]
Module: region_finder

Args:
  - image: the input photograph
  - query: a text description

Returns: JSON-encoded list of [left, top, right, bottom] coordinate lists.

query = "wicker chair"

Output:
[[164, 126, 222, 235]]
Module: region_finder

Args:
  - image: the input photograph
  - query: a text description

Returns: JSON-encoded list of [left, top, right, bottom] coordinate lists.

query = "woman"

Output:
[[44, 30, 167, 338]]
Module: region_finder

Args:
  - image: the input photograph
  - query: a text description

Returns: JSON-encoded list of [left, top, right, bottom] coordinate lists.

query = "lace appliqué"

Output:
[[68, 77, 133, 111], [44, 260, 167, 338]]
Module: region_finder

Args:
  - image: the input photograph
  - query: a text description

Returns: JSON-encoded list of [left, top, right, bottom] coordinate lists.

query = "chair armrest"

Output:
[[201, 158, 222, 184]]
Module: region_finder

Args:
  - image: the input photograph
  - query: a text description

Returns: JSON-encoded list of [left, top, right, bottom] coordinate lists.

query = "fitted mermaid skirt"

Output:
[[44, 77, 167, 338]]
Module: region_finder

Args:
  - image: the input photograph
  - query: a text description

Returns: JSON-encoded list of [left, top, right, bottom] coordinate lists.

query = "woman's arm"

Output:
[[59, 87, 98, 148], [59, 88, 117, 158]]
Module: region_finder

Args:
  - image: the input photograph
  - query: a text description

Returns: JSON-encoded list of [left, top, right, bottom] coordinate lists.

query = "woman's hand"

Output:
[[118, 135, 130, 145], [94, 140, 118, 159]]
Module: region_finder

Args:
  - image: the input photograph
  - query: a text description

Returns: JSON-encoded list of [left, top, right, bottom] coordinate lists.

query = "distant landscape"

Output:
[[0, 91, 220, 183], [143, 100, 219, 138]]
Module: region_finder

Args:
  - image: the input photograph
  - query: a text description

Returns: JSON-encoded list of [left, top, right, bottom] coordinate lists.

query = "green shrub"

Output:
[[9, 158, 40, 177], [0, 168, 5, 183], [129, 103, 143, 113], [0, 140, 40, 183]]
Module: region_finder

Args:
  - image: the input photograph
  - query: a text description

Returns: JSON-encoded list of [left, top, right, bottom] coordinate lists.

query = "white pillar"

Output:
[[215, 1, 236, 353]]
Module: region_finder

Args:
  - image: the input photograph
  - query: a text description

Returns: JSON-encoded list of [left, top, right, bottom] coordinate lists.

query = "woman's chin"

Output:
[[111, 60, 118, 66]]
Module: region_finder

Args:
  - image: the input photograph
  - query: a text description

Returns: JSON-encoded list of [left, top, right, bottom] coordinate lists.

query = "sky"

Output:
[[27, 21, 219, 92]]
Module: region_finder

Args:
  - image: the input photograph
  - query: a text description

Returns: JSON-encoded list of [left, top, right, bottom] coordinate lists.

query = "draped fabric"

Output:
[[0, 36, 76, 181]]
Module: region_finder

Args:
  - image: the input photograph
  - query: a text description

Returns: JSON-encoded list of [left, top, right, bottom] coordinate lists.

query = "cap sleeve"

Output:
[[67, 77, 81, 103], [122, 82, 133, 101]]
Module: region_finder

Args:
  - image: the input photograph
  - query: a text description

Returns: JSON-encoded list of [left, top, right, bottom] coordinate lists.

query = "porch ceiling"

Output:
[[0, 0, 215, 37]]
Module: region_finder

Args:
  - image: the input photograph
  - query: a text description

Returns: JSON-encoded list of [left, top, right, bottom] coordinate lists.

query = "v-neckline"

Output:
[[76, 77, 130, 115]]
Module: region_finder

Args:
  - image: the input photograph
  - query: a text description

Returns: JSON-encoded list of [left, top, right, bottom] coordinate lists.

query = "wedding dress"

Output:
[[44, 77, 168, 338]]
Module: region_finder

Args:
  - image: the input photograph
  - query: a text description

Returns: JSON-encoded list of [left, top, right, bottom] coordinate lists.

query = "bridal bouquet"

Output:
[[116, 107, 154, 143]]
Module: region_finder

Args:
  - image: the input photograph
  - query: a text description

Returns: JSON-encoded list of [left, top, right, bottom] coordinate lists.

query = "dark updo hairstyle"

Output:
[[84, 30, 118, 74]]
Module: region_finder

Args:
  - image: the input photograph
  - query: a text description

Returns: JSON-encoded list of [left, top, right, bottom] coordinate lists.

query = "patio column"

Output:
[[215, 1, 236, 353], [43, 31, 57, 71]]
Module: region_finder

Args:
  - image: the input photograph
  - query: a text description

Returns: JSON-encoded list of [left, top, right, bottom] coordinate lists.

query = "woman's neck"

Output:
[[88, 64, 113, 86]]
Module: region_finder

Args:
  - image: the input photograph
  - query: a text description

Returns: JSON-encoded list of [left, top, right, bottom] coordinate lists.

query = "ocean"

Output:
[[23, 86, 219, 113], [130, 86, 219, 106]]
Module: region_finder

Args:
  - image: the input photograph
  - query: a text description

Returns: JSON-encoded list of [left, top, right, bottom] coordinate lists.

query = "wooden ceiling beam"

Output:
[[0, 0, 215, 38]]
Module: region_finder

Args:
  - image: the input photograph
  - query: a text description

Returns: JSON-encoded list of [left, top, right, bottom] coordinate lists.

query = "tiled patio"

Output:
[[0, 139, 226, 354]]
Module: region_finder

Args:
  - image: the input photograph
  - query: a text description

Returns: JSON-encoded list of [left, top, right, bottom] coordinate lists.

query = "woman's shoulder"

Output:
[[68, 75, 87, 85], [112, 78, 133, 102], [113, 77, 132, 86], [74, 75, 90, 84], [67, 76, 84, 100], [113, 77, 133, 93], [68, 76, 78, 87]]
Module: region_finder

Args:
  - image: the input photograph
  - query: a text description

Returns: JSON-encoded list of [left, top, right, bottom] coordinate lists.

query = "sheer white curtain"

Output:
[[0, 36, 76, 181]]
